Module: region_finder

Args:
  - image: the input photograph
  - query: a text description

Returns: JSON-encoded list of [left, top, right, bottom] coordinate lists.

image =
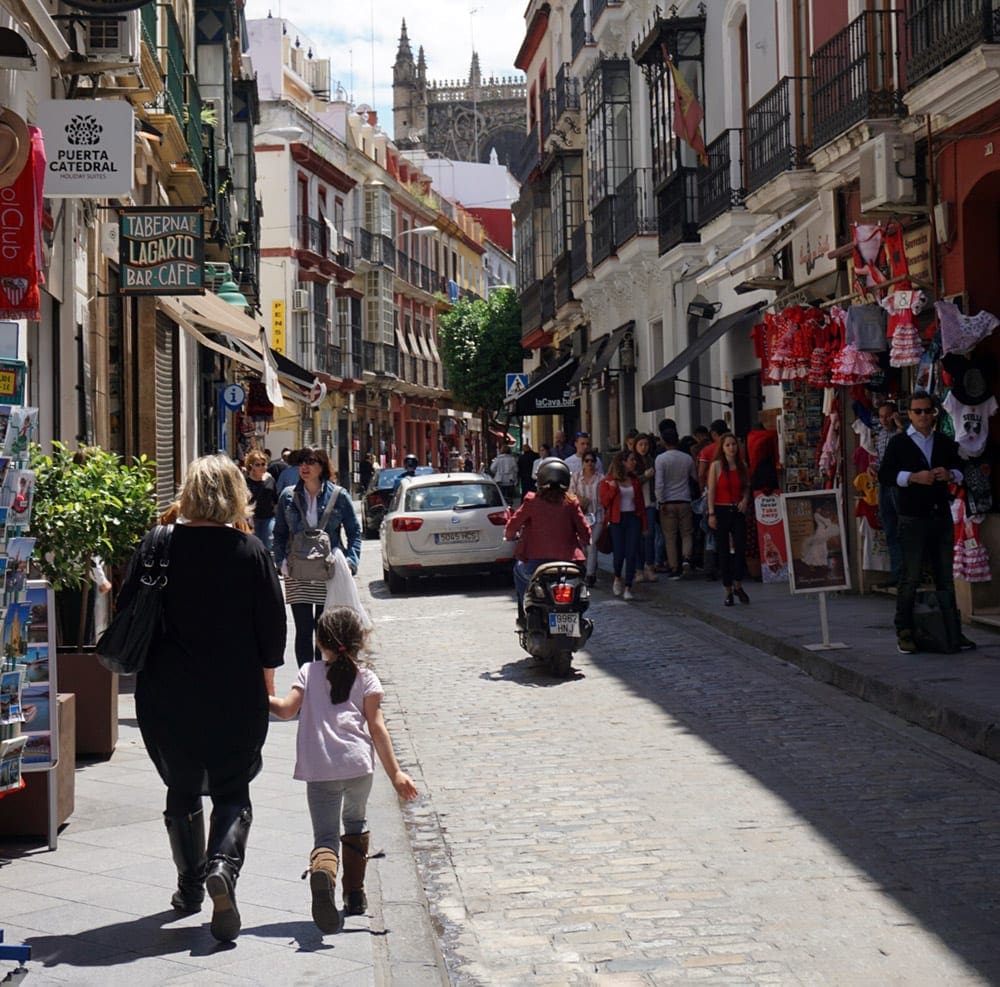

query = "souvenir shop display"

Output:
[[780, 383, 825, 492]]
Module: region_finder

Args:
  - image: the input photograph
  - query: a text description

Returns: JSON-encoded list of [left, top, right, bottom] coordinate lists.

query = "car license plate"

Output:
[[435, 530, 480, 544], [549, 612, 580, 637]]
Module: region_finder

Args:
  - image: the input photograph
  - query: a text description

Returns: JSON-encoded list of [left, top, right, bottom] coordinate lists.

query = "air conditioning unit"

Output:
[[859, 130, 916, 213], [84, 10, 141, 64], [292, 288, 310, 310]]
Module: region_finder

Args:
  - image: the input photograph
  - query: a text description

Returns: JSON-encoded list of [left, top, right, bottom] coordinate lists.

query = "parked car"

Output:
[[361, 466, 435, 538], [380, 474, 514, 593]]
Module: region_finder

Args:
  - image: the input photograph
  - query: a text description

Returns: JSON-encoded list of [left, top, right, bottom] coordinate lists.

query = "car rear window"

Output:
[[405, 483, 504, 512]]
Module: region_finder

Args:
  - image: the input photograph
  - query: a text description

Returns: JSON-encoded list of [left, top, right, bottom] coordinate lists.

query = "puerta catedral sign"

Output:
[[118, 207, 205, 295]]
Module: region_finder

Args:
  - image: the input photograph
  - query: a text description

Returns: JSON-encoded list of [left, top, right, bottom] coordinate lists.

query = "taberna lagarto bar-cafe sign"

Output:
[[118, 206, 205, 295]]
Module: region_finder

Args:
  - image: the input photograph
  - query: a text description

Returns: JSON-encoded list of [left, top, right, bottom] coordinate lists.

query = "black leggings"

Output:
[[166, 783, 250, 816], [291, 602, 324, 666], [715, 505, 747, 588]]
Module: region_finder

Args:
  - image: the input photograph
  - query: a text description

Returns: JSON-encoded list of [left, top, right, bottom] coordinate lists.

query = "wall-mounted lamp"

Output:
[[686, 300, 721, 321], [619, 332, 636, 372]]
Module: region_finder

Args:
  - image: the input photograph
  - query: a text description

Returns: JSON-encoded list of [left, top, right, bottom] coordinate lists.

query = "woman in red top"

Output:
[[505, 459, 591, 625], [707, 433, 751, 606], [599, 451, 647, 600]]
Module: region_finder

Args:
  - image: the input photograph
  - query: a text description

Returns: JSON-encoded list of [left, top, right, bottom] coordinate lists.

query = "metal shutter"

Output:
[[154, 313, 179, 510]]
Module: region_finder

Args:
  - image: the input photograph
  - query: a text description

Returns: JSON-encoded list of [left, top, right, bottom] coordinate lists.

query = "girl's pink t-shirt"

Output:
[[292, 662, 383, 782]]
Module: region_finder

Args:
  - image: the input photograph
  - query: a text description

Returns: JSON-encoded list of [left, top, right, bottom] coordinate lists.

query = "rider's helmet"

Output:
[[403, 453, 419, 472], [536, 459, 571, 492]]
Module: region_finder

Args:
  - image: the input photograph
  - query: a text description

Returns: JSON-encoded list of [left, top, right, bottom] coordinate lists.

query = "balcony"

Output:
[[657, 167, 700, 256], [541, 273, 555, 323], [571, 0, 589, 60], [570, 224, 588, 284], [541, 89, 553, 144], [614, 167, 657, 245], [555, 251, 573, 307], [298, 215, 325, 254], [511, 124, 540, 184], [811, 10, 905, 150], [555, 63, 581, 118], [747, 77, 812, 194], [357, 228, 395, 268], [698, 130, 746, 227], [520, 279, 543, 339], [362, 341, 399, 377], [592, 196, 615, 267], [907, 0, 1000, 86]]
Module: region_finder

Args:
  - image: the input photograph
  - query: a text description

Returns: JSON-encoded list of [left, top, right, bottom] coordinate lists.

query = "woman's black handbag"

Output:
[[95, 525, 173, 674]]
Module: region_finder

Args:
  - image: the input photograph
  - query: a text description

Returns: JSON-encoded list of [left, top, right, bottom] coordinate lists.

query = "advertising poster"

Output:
[[781, 489, 851, 594], [754, 490, 789, 584]]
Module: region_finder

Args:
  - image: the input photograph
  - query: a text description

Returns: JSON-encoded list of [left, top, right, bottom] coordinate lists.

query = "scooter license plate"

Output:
[[549, 612, 580, 637]]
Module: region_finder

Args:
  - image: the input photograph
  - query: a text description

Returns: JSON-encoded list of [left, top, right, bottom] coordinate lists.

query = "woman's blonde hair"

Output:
[[178, 454, 252, 525], [245, 449, 268, 468]]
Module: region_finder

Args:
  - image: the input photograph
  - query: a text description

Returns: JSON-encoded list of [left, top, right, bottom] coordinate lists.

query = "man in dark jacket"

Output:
[[518, 442, 539, 496], [878, 392, 974, 654]]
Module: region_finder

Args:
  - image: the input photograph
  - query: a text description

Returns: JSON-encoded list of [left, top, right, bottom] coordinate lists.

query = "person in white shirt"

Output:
[[654, 430, 698, 579], [563, 431, 603, 476]]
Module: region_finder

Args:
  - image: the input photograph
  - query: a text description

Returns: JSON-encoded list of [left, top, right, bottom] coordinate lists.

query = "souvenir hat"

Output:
[[942, 352, 994, 405], [0, 108, 30, 190]]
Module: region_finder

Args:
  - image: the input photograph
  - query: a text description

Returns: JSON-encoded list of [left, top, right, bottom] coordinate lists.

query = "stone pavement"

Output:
[[0, 608, 449, 986], [600, 566, 1000, 764]]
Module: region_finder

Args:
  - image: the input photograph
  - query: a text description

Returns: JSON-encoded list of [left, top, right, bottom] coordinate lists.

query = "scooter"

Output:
[[518, 561, 593, 677]]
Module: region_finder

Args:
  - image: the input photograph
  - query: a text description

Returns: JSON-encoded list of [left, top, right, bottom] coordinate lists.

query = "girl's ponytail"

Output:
[[316, 606, 368, 704]]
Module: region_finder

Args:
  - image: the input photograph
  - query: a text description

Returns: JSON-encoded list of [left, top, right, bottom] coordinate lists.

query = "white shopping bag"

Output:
[[324, 548, 373, 629]]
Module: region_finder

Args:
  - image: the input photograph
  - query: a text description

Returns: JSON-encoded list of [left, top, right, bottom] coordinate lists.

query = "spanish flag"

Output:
[[662, 44, 708, 167]]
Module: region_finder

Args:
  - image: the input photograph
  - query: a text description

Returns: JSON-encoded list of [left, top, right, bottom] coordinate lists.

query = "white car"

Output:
[[379, 473, 515, 593]]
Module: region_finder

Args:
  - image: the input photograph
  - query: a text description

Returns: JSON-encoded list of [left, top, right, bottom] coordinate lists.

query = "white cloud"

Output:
[[243, 1, 525, 136]]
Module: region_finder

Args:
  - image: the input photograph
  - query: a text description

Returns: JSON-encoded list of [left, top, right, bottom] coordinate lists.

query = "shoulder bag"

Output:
[[95, 525, 173, 674], [287, 485, 342, 581]]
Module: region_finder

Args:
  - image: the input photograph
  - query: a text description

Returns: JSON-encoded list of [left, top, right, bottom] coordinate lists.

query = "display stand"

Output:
[[0, 927, 30, 984], [803, 591, 848, 651]]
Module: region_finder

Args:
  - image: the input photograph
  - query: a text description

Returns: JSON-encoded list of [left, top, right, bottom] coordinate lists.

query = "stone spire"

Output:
[[468, 51, 482, 88], [396, 19, 413, 62], [417, 45, 427, 87]]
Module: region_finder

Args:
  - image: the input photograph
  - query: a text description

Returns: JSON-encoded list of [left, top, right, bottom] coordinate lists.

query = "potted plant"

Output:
[[29, 442, 157, 756]]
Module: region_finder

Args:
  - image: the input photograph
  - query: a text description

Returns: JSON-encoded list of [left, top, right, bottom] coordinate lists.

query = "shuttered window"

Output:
[[154, 313, 179, 510]]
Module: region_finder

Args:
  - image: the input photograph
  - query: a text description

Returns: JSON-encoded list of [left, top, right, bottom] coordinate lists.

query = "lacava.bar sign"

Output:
[[118, 206, 205, 295]]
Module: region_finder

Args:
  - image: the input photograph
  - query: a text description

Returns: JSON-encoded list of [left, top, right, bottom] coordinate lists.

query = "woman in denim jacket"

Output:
[[274, 446, 362, 666]]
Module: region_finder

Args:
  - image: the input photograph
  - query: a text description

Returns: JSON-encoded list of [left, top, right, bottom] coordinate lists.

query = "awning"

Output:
[[228, 337, 312, 404], [642, 301, 766, 412], [416, 333, 434, 361], [696, 197, 822, 286], [590, 321, 634, 378], [505, 357, 578, 416], [407, 332, 422, 360], [270, 348, 315, 389], [396, 329, 411, 356], [160, 291, 264, 344], [568, 335, 609, 387]]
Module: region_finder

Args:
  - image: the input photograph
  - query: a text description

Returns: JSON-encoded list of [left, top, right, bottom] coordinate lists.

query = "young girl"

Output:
[[269, 607, 418, 934]]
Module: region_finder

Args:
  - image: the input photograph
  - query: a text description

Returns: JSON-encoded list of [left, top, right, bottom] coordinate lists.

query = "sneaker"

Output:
[[959, 634, 977, 651], [612, 577, 623, 596], [623, 587, 635, 601], [668, 569, 682, 581], [896, 629, 917, 654], [682, 560, 694, 576], [632, 570, 644, 584], [644, 564, 658, 582]]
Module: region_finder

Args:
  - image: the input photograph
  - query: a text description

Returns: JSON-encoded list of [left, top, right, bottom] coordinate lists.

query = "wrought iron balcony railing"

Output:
[[520, 278, 543, 339], [541, 89, 554, 144], [591, 196, 615, 267], [614, 167, 658, 245], [907, 0, 1000, 87], [555, 251, 573, 307], [811, 9, 905, 150], [570, 224, 588, 285], [571, 0, 589, 60], [511, 124, 540, 184], [555, 63, 581, 118], [747, 76, 812, 194], [298, 215, 325, 254], [657, 167, 700, 256], [541, 273, 555, 323], [699, 130, 746, 227]]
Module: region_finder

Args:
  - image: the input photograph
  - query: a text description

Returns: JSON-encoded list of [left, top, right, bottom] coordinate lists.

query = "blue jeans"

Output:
[[895, 513, 955, 633], [514, 559, 556, 610], [306, 774, 373, 849], [254, 516, 274, 553], [642, 505, 659, 567], [878, 484, 901, 583], [609, 512, 642, 587]]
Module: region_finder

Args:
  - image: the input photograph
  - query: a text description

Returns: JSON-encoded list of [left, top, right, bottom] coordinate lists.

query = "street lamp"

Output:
[[217, 277, 249, 311]]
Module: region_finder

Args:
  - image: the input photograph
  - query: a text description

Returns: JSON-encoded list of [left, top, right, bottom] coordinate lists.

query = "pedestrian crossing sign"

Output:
[[506, 373, 529, 397]]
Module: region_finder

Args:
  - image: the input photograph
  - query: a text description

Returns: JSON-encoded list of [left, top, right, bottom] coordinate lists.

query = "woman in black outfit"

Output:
[[124, 454, 286, 942], [244, 448, 278, 553]]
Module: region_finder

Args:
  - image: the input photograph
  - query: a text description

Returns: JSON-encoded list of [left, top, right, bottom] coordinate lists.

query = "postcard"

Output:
[[2, 406, 38, 457]]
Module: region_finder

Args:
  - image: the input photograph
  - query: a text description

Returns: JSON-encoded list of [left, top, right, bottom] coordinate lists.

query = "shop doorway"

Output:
[[732, 371, 762, 438]]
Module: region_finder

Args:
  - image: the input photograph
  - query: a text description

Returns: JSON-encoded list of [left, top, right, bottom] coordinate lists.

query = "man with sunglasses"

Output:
[[564, 431, 602, 476], [879, 392, 974, 654]]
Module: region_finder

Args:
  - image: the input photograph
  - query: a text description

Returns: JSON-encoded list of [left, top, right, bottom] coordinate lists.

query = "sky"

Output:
[[242, 0, 526, 138]]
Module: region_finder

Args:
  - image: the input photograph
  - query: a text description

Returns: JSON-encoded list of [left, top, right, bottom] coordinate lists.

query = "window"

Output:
[[585, 59, 632, 209], [550, 153, 584, 258], [364, 184, 391, 237]]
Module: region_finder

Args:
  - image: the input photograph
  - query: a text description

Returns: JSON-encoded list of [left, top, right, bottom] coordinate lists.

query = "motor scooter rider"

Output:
[[504, 459, 591, 627], [393, 453, 420, 492]]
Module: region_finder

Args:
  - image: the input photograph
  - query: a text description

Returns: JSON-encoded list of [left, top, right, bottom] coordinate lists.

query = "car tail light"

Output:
[[553, 583, 574, 604], [487, 510, 508, 526], [392, 516, 424, 532]]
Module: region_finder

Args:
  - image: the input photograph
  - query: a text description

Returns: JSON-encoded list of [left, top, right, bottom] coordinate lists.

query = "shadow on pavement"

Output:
[[481, 659, 585, 686]]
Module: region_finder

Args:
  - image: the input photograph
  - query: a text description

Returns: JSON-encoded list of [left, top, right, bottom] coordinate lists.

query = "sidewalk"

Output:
[[0, 608, 448, 986], [599, 562, 1000, 763]]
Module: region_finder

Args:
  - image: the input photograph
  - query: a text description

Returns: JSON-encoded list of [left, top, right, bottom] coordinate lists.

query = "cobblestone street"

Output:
[[360, 552, 1000, 986]]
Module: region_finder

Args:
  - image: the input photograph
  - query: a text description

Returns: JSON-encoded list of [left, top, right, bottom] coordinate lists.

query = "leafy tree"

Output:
[[438, 288, 522, 450]]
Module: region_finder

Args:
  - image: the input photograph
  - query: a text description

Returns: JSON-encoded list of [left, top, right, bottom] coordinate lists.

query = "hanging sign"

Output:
[[221, 383, 246, 410], [37, 101, 135, 198], [271, 299, 286, 354], [118, 206, 205, 295]]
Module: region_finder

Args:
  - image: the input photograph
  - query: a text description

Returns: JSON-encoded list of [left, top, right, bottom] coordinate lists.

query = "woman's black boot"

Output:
[[205, 805, 252, 942], [164, 809, 207, 913]]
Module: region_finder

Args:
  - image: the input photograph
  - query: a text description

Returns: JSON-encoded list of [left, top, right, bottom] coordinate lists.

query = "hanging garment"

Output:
[[952, 496, 992, 583], [853, 223, 886, 288], [936, 300, 999, 356], [942, 392, 998, 459]]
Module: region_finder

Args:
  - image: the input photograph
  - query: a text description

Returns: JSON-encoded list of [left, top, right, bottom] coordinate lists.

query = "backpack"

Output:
[[287, 486, 342, 581]]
